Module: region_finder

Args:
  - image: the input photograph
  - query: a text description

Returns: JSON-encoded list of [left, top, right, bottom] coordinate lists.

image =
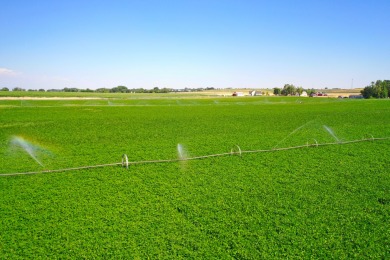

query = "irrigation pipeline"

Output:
[[1, 137, 389, 177]]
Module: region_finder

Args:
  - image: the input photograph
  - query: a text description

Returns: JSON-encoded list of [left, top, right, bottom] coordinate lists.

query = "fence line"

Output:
[[1, 137, 389, 177]]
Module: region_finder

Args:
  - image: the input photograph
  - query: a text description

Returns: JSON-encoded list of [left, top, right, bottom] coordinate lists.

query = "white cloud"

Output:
[[0, 68, 18, 76]]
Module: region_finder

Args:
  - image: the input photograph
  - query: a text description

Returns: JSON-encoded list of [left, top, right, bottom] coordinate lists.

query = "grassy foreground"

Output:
[[1, 96, 389, 258]]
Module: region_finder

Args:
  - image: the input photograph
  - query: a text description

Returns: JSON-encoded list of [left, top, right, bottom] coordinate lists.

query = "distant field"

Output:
[[0, 88, 362, 99], [1, 96, 389, 258]]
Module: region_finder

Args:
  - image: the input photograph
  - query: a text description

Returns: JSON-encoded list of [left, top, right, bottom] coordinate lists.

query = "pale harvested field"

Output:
[[0, 88, 362, 99]]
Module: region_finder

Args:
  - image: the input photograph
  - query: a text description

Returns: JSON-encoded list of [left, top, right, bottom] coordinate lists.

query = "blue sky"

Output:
[[1, 0, 389, 90]]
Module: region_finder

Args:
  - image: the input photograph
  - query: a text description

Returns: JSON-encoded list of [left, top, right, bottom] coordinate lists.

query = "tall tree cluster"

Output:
[[361, 80, 390, 99], [274, 84, 308, 96]]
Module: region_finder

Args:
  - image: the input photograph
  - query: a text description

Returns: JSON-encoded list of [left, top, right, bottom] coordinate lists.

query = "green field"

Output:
[[1, 96, 389, 258]]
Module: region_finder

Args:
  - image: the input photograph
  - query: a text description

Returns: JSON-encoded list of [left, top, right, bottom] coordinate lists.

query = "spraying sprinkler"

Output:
[[177, 144, 188, 160], [10, 136, 46, 166]]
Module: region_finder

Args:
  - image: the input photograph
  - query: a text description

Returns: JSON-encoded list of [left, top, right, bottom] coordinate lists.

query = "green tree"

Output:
[[281, 84, 296, 96], [273, 88, 281, 95], [12, 87, 25, 91], [80, 88, 94, 92], [111, 86, 128, 93], [361, 80, 389, 98], [96, 88, 110, 93], [296, 87, 304, 96], [361, 85, 374, 98], [64, 88, 80, 92], [1, 87, 9, 91], [375, 80, 388, 98], [385, 80, 390, 98]]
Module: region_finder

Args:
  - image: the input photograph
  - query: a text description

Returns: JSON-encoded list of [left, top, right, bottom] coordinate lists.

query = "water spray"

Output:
[[177, 144, 188, 160], [306, 139, 319, 147], [10, 136, 46, 166], [323, 125, 340, 143], [230, 145, 242, 156], [273, 120, 316, 149]]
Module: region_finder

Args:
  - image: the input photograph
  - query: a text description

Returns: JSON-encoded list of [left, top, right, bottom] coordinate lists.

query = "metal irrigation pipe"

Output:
[[1, 137, 389, 177]]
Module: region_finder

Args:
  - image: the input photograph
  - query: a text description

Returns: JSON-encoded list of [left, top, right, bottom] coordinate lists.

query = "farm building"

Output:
[[349, 95, 364, 99], [232, 92, 244, 97], [249, 90, 262, 96], [311, 92, 328, 97]]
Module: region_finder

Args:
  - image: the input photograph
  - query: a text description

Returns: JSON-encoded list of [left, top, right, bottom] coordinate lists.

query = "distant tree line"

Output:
[[361, 80, 390, 99], [0, 87, 44, 92], [0, 86, 216, 93]]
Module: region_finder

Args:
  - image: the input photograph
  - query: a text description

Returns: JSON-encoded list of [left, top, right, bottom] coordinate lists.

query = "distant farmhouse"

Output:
[[310, 92, 328, 97], [249, 90, 262, 96], [232, 92, 245, 96], [349, 95, 364, 99]]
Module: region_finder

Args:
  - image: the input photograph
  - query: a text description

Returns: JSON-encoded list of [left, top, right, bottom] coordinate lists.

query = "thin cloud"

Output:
[[0, 68, 18, 76]]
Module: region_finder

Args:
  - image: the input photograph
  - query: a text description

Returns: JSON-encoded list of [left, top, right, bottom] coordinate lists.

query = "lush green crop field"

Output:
[[1, 96, 389, 258]]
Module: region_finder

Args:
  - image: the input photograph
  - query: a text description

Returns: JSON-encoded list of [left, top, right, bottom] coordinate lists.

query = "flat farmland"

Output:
[[1, 96, 389, 258]]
